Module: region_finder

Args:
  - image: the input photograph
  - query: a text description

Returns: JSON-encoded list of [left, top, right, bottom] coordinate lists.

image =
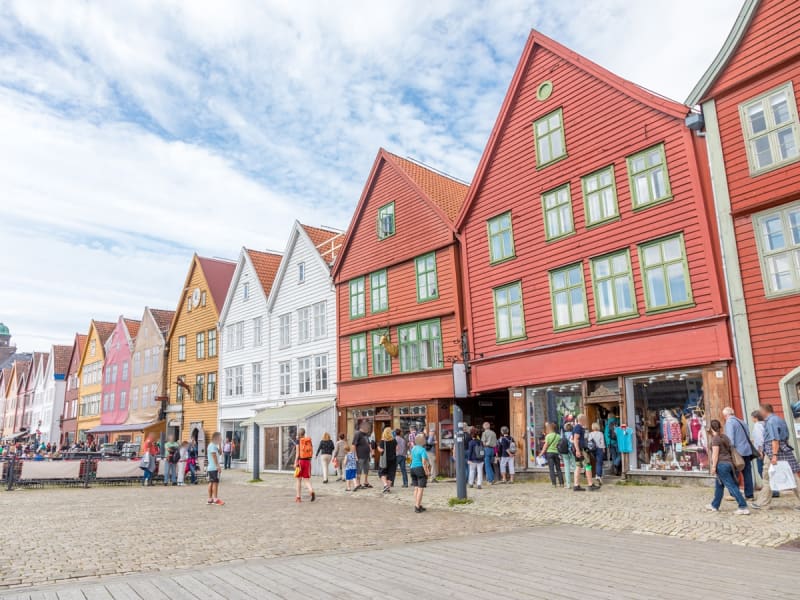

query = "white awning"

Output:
[[242, 400, 334, 427]]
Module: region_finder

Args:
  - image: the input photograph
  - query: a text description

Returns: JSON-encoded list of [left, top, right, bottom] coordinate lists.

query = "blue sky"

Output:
[[0, 0, 742, 350]]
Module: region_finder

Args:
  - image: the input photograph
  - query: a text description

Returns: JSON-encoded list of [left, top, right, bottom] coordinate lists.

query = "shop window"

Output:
[[549, 263, 588, 330], [533, 107, 567, 168], [627, 371, 707, 472], [487, 211, 515, 264], [542, 184, 574, 241], [740, 83, 800, 175], [582, 165, 619, 226], [526, 385, 583, 465], [627, 144, 671, 209], [753, 200, 800, 296], [638, 234, 693, 312], [493, 281, 525, 343], [591, 249, 637, 321]]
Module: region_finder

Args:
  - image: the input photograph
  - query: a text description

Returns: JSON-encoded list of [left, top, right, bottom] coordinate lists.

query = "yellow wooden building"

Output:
[[75, 320, 116, 444], [165, 254, 235, 457]]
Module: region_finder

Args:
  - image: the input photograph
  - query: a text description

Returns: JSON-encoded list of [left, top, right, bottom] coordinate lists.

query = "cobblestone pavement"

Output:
[[2, 470, 800, 591]]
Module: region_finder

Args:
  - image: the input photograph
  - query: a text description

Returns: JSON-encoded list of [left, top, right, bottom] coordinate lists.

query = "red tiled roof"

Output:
[[93, 321, 117, 345], [246, 249, 283, 296], [123, 319, 141, 340], [301, 224, 343, 264], [13, 360, 30, 391], [76, 334, 87, 355], [52, 345, 72, 376], [197, 256, 236, 311], [149, 309, 175, 334], [385, 152, 469, 222]]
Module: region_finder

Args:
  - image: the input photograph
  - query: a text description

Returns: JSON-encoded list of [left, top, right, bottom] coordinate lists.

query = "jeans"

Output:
[[395, 457, 408, 486], [188, 460, 197, 484], [142, 469, 152, 484], [484, 447, 495, 482], [468, 461, 483, 486], [609, 445, 621, 474], [561, 453, 575, 488], [712, 462, 748, 509], [165, 461, 177, 484], [742, 454, 754, 498], [546, 452, 564, 486], [594, 447, 605, 478], [223, 452, 232, 469]]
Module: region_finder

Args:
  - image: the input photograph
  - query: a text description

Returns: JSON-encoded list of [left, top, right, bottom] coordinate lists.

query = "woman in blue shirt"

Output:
[[409, 433, 430, 513]]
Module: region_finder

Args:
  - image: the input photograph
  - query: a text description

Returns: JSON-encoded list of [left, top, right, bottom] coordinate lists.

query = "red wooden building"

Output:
[[60, 333, 86, 447], [333, 149, 469, 474], [456, 30, 735, 476], [687, 0, 800, 441]]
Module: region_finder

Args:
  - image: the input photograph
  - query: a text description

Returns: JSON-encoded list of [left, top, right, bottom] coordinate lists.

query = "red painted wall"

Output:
[[460, 40, 731, 392]]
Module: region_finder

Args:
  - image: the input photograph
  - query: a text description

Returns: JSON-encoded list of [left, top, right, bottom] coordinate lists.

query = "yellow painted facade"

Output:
[[166, 256, 227, 454], [76, 321, 108, 441]]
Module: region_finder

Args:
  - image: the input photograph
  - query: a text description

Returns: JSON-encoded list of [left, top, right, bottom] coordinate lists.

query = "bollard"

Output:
[[453, 404, 467, 500], [252, 423, 260, 481]]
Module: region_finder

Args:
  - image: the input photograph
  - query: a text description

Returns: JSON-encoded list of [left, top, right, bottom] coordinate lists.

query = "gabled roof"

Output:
[[686, 0, 760, 105], [13, 360, 30, 393], [93, 321, 116, 346], [455, 28, 689, 229], [246, 249, 284, 297], [123, 319, 141, 340], [148, 308, 175, 335], [301, 225, 343, 265], [385, 152, 469, 221], [52, 345, 72, 376], [332, 147, 470, 279], [197, 256, 237, 311]]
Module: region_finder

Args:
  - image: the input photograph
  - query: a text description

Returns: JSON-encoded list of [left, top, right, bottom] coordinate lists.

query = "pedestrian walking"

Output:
[[481, 422, 498, 484], [177, 441, 188, 486], [343, 444, 357, 491], [316, 433, 335, 484], [539, 422, 564, 488], [294, 428, 315, 503], [333, 433, 347, 482], [139, 433, 157, 486], [706, 420, 749, 514], [206, 432, 224, 506], [723, 406, 755, 500], [222, 439, 232, 470], [750, 410, 777, 497], [752, 404, 800, 510], [424, 427, 437, 480], [588, 422, 606, 483], [467, 427, 484, 489], [164, 435, 179, 486], [187, 440, 198, 485], [497, 426, 516, 484], [561, 423, 576, 489], [394, 429, 409, 488], [410, 433, 430, 513], [377, 427, 397, 493], [572, 414, 598, 491], [352, 422, 373, 491]]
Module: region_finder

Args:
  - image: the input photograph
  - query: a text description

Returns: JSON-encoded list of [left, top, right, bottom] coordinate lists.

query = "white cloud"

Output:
[[0, 0, 743, 349]]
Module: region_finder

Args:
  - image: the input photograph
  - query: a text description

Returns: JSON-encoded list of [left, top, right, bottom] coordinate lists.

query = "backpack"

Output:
[[587, 438, 597, 452], [557, 434, 570, 455], [169, 448, 181, 464], [507, 438, 517, 455], [298, 437, 313, 460], [474, 441, 485, 460]]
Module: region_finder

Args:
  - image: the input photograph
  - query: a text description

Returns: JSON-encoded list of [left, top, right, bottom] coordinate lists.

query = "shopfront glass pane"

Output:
[[281, 425, 297, 471], [526, 386, 582, 465]]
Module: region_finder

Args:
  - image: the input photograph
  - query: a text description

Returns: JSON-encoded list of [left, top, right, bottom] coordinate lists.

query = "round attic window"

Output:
[[536, 81, 553, 101]]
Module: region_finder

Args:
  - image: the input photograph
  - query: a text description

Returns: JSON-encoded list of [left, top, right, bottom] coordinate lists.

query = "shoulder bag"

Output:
[[734, 418, 759, 456], [379, 441, 387, 469], [727, 437, 745, 472]]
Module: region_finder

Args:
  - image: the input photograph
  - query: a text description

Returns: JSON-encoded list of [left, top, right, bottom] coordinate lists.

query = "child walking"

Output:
[[344, 444, 357, 491]]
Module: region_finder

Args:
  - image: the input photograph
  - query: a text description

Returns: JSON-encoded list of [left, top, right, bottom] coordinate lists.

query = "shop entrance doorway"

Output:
[[456, 393, 509, 435], [264, 427, 279, 471]]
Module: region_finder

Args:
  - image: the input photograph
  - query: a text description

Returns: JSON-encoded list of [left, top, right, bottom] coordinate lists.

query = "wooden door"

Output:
[[264, 427, 279, 470], [509, 388, 526, 469]]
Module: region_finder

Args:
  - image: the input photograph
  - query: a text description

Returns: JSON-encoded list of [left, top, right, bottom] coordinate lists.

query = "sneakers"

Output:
[[310, 491, 316, 502], [750, 502, 762, 510], [414, 506, 423, 513], [382, 486, 390, 494], [469, 484, 474, 489], [735, 508, 750, 515], [213, 499, 225, 506], [705, 504, 719, 512], [588, 484, 600, 492], [477, 485, 482, 489], [207, 498, 214, 505], [573, 486, 586, 492]]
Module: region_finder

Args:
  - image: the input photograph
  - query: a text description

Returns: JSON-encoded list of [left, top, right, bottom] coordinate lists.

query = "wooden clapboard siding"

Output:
[[60, 333, 85, 444], [459, 31, 731, 393]]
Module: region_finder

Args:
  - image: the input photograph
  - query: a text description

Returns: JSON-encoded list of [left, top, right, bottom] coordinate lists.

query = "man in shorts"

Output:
[[352, 422, 373, 490], [206, 432, 224, 505]]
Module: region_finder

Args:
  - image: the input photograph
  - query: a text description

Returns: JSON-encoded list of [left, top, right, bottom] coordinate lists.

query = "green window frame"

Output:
[[377, 202, 396, 239], [542, 184, 574, 241], [549, 263, 589, 330], [370, 270, 388, 313], [533, 108, 567, 168], [591, 250, 637, 321], [487, 211, 515, 264], [415, 252, 439, 302], [582, 166, 619, 226], [493, 281, 526, 343], [349, 277, 365, 318], [638, 234, 693, 312], [398, 319, 443, 373], [752, 200, 800, 296], [350, 334, 367, 378], [371, 331, 392, 376], [627, 144, 672, 209]]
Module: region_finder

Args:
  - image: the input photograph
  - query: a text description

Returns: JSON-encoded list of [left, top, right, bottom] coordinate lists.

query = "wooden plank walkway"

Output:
[[2, 525, 795, 599]]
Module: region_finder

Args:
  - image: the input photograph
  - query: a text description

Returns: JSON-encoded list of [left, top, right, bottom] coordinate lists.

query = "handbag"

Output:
[[139, 452, 151, 470], [379, 442, 387, 469], [294, 466, 301, 478], [729, 438, 745, 472]]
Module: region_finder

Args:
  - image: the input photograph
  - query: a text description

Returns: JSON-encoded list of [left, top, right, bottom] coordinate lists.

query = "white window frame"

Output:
[[740, 82, 800, 175], [298, 306, 312, 343], [298, 357, 312, 394], [279, 361, 291, 396], [252, 362, 262, 394], [253, 317, 262, 347], [279, 314, 292, 348], [313, 301, 327, 338], [314, 354, 328, 391]]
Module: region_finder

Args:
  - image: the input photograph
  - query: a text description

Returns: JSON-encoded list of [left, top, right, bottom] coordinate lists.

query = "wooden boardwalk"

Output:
[[2, 525, 794, 599]]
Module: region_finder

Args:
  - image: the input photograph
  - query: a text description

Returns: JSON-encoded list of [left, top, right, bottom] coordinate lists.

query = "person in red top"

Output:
[[140, 433, 158, 487], [294, 428, 315, 503]]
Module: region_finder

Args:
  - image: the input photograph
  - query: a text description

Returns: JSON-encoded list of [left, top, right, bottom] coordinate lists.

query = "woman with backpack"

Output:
[[497, 426, 516, 484], [294, 428, 315, 503], [560, 423, 576, 489], [707, 419, 749, 515], [539, 422, 564, 488], [467, 427, 484, 489]]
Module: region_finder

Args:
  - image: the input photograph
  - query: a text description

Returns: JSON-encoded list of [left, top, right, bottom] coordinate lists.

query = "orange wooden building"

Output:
[[456, 30, 735, 476], [687, 0, 800, 441], [333, 149, 468, 474]]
